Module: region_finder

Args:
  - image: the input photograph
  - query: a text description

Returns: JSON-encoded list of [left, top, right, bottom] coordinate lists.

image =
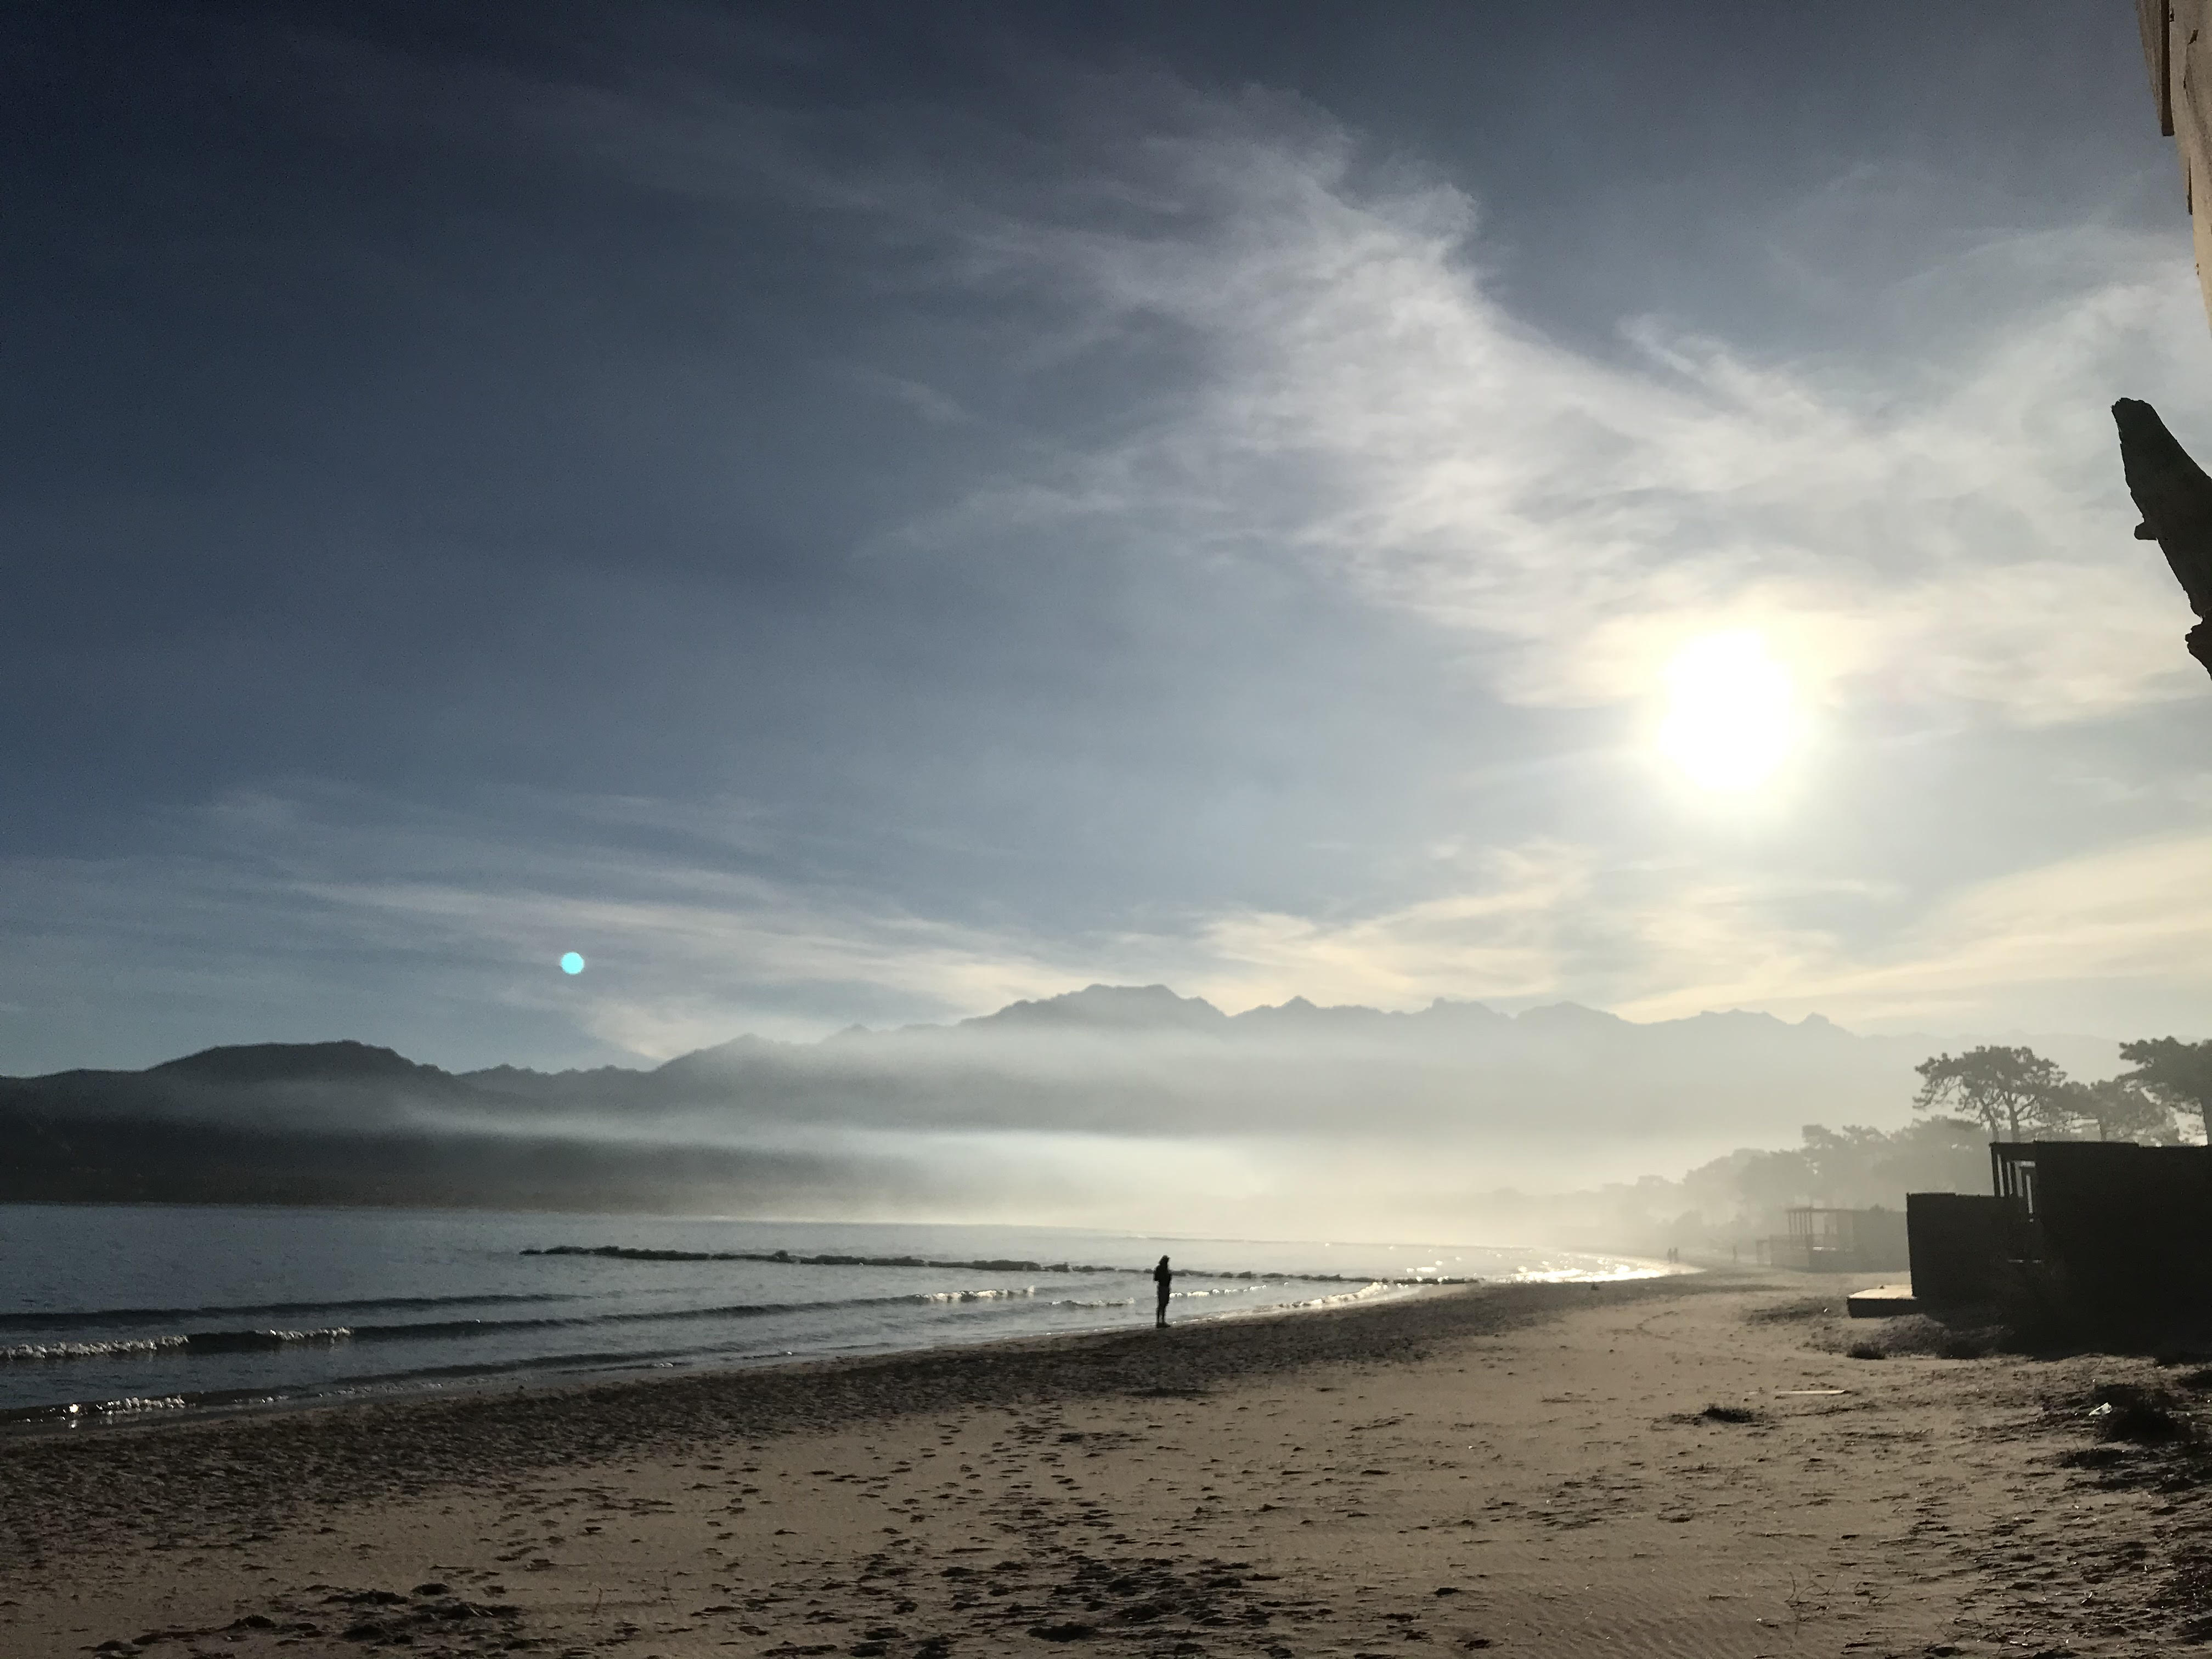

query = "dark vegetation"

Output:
[[1617, 1039, 2212, 1257], [1842, 1314, 2006, 1361], [2087, 1383, 2196, 1445], [1913, 1042, 2205, 1144]]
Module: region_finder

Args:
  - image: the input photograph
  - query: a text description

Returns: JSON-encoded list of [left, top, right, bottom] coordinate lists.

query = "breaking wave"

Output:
[[63, 1394, 188, 1418], [0, 1335, 190, 1363], [1, 1328, 353, 1364], [918, 1287, 1036, 1302], [1216, 1281, 1403, 1318]]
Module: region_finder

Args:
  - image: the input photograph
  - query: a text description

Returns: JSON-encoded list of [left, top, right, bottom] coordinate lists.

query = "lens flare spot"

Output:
[[559, 951, 586, 975], [1657, 630, 1796, 792]]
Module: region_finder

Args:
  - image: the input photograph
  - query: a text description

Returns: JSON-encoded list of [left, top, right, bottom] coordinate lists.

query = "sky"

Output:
[[8, 0, 2212, 1076]]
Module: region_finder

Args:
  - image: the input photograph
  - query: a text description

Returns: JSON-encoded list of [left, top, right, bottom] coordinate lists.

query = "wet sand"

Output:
[[4, 1273, 2207, 1657]]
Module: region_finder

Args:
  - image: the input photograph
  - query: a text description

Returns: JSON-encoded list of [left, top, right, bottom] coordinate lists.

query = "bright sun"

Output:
[[1657, 630, 1796, 792]]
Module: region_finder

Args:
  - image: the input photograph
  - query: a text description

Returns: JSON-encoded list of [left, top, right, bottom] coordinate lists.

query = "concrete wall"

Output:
[[2142, 0, 2212, 329]]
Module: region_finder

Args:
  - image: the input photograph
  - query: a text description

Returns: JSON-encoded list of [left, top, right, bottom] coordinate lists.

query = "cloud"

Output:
[[915, 84, 2212, 726], [0, 785, 1113, 1065], [1221, 828, 2212, 1041], [844, 365, 975, 426], [309, 870, 1082, 1059], [1180, 842, 1591, 1013], [1635, 830, 2212, 1031], [154, 792, 1590, 1057]]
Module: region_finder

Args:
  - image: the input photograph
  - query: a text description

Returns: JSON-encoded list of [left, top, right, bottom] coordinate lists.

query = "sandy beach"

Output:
[[4, 1272, 2205, 1658]]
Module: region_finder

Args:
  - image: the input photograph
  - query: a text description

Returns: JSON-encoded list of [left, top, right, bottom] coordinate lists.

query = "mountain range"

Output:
[[0, 985, 2128, 1223]]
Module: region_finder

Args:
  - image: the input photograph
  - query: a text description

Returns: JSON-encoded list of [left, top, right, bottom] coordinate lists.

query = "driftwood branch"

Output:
[[2113, 397, 2212, 679]]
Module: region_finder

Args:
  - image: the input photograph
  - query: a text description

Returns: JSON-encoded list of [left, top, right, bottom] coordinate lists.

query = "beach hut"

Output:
[[1756, 1206, 1909, 1273], [1905, 1142, 2212, 1326]]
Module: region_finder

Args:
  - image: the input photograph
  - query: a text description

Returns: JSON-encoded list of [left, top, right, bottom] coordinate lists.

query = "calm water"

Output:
[[0, 1205, 1672, 1429]]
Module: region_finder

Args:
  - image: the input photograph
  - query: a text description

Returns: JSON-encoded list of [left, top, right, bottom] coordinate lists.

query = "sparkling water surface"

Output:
[[0, 1204, 1671, 1427]]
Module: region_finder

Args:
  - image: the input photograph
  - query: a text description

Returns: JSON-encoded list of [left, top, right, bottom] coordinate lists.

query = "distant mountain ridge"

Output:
[[151, 1040, 444, 1085], [7, 981, 2112, 1093], [0, 983, 2126, 1216]]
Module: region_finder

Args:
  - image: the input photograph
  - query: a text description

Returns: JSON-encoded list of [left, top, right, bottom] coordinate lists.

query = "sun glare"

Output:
[[1657, 630, 1796, 792]]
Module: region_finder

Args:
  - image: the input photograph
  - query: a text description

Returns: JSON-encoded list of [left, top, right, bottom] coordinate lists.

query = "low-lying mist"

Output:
[[0, 984, 2126, 1245]]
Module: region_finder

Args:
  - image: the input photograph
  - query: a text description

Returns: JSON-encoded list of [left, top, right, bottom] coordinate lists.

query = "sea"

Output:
[[0, 1204, 1675, 1430]]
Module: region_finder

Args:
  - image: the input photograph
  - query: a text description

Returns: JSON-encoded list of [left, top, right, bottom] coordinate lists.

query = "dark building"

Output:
[[1906, 1141, 2212, 1327]]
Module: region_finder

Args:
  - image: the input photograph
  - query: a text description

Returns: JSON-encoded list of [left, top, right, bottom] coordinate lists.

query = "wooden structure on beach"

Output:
[[1903, 1189, 2022, 1306], [1906, 1141, 2212, 1325], [1755, 1206, 1908, 1274]]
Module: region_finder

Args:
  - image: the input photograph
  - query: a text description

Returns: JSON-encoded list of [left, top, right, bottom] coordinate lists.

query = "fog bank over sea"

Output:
[[2, 985, 2124, 1240]]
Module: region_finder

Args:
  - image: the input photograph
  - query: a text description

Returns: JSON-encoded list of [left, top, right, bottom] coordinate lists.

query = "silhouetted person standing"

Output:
[[1153, 1255, 1172, 1327]]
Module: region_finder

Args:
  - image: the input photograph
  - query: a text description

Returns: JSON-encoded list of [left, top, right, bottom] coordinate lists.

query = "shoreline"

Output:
[[0, 1267, 1442, 1441], [0, 1254, 1691, 1442], [12, 1272, 2212, 1655], [0, 1277, 1683, 1561]]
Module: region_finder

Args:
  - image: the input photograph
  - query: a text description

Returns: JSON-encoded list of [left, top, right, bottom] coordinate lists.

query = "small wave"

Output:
[[0, 1336, 190, 1363], [1, 1286, 1070, 1366], [1, 1387, 274, 1429], [1, 1328, 352, 1365], [1172, 1278, 1409, 1326], [1282, 1280, 1397, 1311], [84, 1394, 188, 1415], [59, 1395, 188, 1419], [1172, 1282, 1274, 1299], [917, 1286, 1036, 1303]]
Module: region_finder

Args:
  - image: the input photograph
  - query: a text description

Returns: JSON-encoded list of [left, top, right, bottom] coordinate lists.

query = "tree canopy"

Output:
[[1911, 1045, 2069, 1142], [2116, 1037, 2212, 1141], [2053, 1076, 2179, 1144]]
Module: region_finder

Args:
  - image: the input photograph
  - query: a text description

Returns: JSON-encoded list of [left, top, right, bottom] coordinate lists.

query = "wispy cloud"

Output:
[[1180, 842, 1590, 1013], [0, 786, 1105, 1064], [483, 54, 2212, 729], [1622, 831, 2212, 1031], [13, 756, 2212, 1078], [1203, 829, 2212, 1041], [911, 84, 2212, 725]]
